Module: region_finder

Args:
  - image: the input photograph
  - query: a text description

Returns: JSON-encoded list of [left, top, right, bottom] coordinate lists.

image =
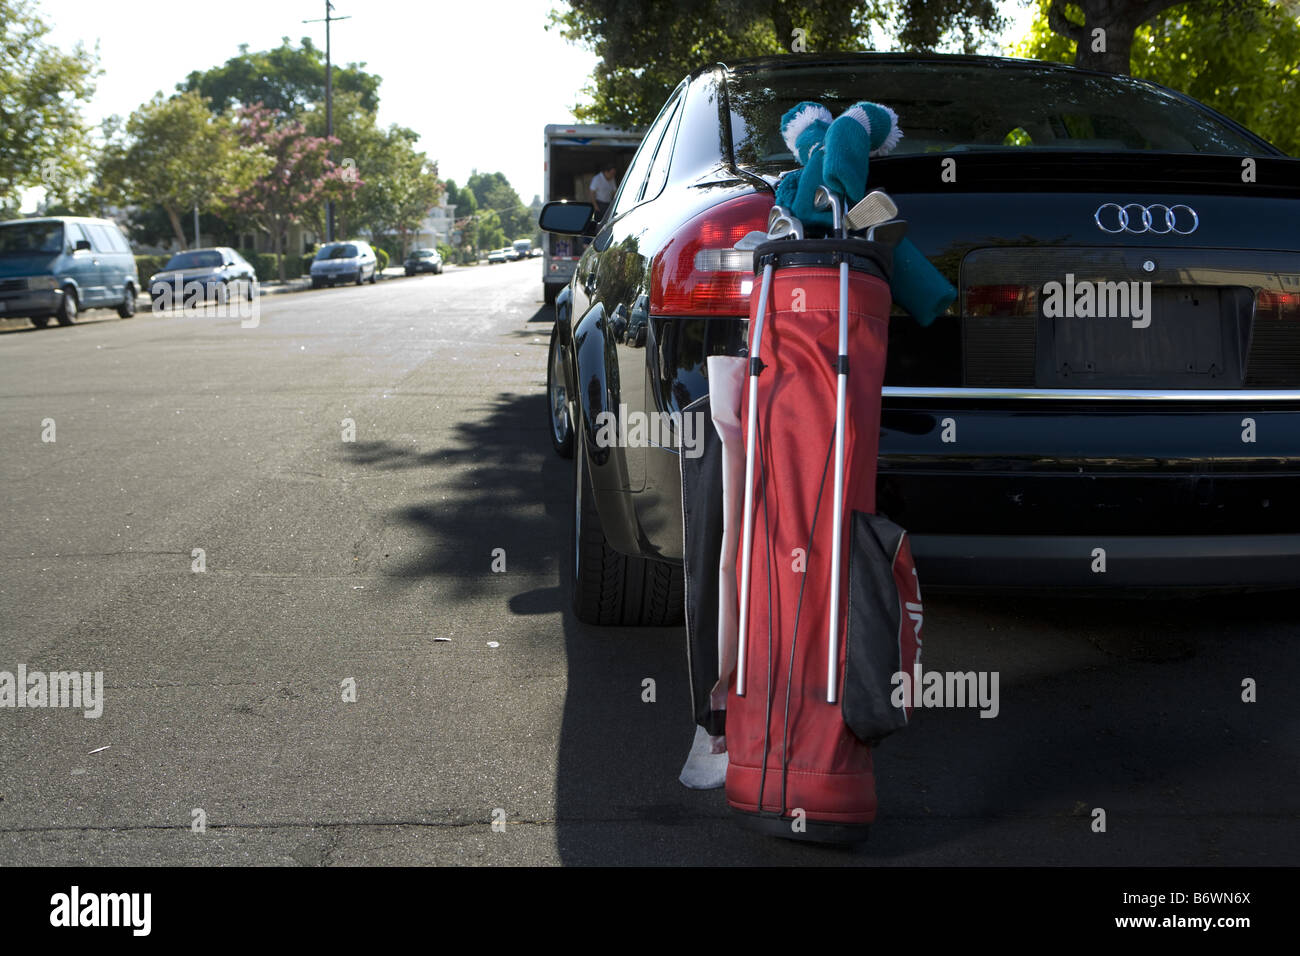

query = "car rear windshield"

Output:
[[727, 61, 1266, 172], [412, 250, 433, 258], [0, 221, 64, 255], [316, 244, 358, 259], [164, 250, 223, 270]]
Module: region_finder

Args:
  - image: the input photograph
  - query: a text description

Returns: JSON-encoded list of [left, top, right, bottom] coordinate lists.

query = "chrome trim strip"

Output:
[[883, 387, 1300, 402]]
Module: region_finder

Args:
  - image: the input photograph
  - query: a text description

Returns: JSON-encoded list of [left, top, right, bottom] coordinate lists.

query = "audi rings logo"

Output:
[[1094, 202, 1198, 235]]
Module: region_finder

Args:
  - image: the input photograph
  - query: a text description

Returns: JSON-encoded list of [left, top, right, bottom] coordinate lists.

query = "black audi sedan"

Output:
[[541, 53, 1300, 626]]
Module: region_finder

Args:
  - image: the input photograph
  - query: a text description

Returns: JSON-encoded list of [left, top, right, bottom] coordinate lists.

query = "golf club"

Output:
[[845, 189, 898, 233], [866, 219, 909, 247]]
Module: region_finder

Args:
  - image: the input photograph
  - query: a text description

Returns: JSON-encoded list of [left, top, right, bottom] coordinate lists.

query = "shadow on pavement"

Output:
[[343, 388, 1299, 865]]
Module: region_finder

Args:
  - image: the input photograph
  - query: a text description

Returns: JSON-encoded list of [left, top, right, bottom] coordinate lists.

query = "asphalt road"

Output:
[[1, 260, 1296, 866]]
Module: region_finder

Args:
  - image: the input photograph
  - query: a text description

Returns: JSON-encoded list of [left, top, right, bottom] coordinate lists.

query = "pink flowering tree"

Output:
[[231, 104, 361, 281]]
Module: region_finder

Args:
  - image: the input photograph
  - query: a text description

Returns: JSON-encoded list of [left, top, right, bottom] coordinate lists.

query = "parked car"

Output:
[[404, 248, 443, 275], [541, 52, 1300, 625], [0, 216, 139, 328], [487, 248, 509, 264], [148, 247, 257, 309], [310, 240, 378, 287]]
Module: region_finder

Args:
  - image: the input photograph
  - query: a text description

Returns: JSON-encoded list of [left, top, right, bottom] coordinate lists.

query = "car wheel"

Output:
[[571, 433, 684, 626], [547, 324, 574, 459], [355, 271, 363, 286], [117, 285, 137, 318], [55, 287, 77, 326], [30, 315, 51, 329], [369, 268, 377, 284]]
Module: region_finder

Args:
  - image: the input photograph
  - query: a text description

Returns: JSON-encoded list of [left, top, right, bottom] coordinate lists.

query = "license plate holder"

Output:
[[1039, 286, 1246, 388]]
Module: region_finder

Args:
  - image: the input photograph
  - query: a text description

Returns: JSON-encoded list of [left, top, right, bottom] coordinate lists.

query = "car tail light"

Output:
[[1256, 290, 1300, 321], [650, 193, 771, 315], [965, 284, 1038, 317]]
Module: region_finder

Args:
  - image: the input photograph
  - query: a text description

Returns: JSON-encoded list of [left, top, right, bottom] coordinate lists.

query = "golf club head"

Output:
[[866, 219, 909, 247], [813, 186, 845, 237], [767, 210, 804, 242], [846, 190, 899, 232], [734, 230, 770, 251], [768, 205, 792, 231]]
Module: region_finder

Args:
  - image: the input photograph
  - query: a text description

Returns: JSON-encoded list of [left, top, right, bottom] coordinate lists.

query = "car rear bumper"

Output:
[[912, 532, 1300, 589], [0, 289, 59, 316]]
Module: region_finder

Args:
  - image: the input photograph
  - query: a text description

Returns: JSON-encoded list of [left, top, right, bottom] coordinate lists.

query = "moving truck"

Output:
[[542, 123, 643, 305]]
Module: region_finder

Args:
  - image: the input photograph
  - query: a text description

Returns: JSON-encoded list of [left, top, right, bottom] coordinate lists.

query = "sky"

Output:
[[31, 0, 602, 209], [26, 0, 1038, 213]]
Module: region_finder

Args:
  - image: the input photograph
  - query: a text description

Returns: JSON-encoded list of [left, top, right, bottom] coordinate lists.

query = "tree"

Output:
[[0, 0, 98, 211], [1018, 0, 1300, 153], [180, 37, 381, 116], [466, 171, 531, 240], [550, 0, 1005, 126], [99, 92, 269, 248], [230, 105, 358, 279], [302, 91, 442, 245]]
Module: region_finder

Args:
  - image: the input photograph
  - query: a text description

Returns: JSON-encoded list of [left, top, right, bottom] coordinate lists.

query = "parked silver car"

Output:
[[309, 240, 378, 287]]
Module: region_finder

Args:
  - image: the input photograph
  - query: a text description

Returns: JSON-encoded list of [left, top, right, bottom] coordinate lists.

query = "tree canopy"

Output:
[[99, 91, 269, 248], [1019, 0, 1300, 153], [550, 0, 1005, 126], [0, 0, 98, 213], [179, 37, 381, 117]]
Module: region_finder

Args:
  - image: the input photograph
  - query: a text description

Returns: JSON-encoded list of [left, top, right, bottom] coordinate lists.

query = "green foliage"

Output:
[[99, 91, 270, 248], [179, 37, 381, 116], [301, 90, 443, 243], [466, 170, 531, 239], [1016, 0, 1300, 154], [550, 0, 1005, 126], [436, 242, 454, 263], [374, 247, 390, 272], [134, 255, 171, 283], [234, 249, 291, 282], [0, 0, 99, 209]]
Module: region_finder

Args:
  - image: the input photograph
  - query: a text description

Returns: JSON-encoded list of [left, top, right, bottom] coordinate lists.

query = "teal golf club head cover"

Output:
[[780, 102, 834, 228], [891, 238, 956, 327], [823, 101, 902, 206]]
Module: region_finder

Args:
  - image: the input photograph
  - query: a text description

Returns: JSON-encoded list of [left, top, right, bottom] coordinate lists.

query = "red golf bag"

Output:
[[723, 238, 923, 842]]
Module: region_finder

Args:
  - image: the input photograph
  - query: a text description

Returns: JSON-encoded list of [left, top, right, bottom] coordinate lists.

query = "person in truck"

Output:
[[588, 165, 619, 221]]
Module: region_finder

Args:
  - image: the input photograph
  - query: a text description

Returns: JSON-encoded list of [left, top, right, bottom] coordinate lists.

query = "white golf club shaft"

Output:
[[827, 256, 849, 704], [736, 260, 773, 697]]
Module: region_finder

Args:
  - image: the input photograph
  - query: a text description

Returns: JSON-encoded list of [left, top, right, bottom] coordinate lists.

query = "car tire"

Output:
[[355, 271, 363, 286], [30, 315, 51, 329], [311, 278, 323, 289], [571, 435, 684, 626], [55, 287, 77, 326], [369, 267, 377, 284], [117, 285, 137, 318], [547, 323, 574, 459]]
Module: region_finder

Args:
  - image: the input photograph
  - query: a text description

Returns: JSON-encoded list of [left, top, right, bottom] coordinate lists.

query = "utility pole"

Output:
[[304, 1, 349, 243]]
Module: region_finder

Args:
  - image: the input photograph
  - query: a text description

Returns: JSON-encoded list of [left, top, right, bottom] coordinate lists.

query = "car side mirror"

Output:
[[74, 239, 91, 252], [539, 201, 595, 236]]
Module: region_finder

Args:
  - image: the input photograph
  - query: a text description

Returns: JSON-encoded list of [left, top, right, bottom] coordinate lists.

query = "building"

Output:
[[411, 199, 457, 251]]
